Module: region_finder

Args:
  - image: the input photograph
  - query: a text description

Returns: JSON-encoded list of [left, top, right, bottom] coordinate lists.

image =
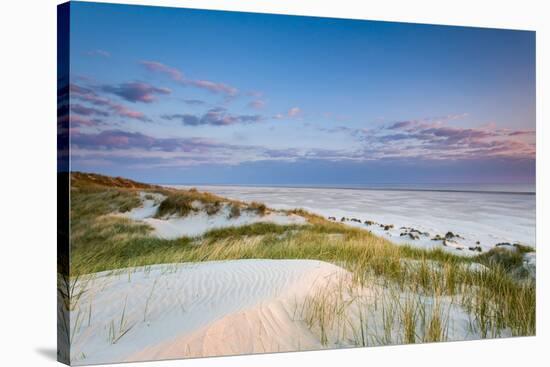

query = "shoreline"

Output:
[[63, 172, 536, 364], [118, 188, 534, 254], [162, 183, 535, 196], [166, 184, 536, 252]]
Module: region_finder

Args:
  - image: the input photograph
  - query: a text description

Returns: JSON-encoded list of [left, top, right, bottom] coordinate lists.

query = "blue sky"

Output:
[[63, 1, 536, 184]]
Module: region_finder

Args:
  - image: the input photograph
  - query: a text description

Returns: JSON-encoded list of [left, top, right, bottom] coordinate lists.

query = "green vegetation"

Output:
[[108, 296, 134, 345], [71, 171, 158, 190], [477, 244, 534, 276], [68, 172, 536, 343], [228, 204, 241, 218], [153, 187, 238, 218], [249, 201, 267, 215]]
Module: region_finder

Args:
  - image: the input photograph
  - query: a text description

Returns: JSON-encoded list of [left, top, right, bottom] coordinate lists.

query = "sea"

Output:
[[168, 183, 536, 252]]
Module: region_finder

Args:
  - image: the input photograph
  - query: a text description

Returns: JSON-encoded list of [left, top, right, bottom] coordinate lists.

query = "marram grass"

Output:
[[67, 172, 535, 341]]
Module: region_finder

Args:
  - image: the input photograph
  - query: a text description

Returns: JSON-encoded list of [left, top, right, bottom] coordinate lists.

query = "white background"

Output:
[[0, 0, 548, 365]]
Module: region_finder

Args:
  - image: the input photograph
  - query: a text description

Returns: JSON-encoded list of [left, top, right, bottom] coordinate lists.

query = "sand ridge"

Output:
[[70, 259, 347, 365], [118, 191, 306, 239]]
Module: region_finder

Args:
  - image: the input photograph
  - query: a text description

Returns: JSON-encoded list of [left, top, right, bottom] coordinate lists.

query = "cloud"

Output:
[[183, 99, 206, 106], [141, 60, 239, 97], [248, 99, 266, 109], [161, 114, 200, 126], [70, 83, 151, 122], [162, 107, 264, 126], [190, 80, 238, 97], [387, 120, 416, 130], [387, 114, 469, 131], [72, 130, 199, 151], [271, 107, 302, 120], [69, 115, 102, 128], [101, 82, 171, 103], [85, 49, 111, 58], [70, 129, 310, 168], [352, 115, 535, 160], [111, 104, 150, 121], [58, 113, 102, 131], [68, 114, 535, 176], [288, 107, 302, 117], [71, 104, 109, 117], [507, 130, 535, 136], [140, 61, 184, 81]]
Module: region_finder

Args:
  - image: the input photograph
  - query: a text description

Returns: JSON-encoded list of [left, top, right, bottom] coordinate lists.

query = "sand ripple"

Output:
[[69, 259, 346, 365]]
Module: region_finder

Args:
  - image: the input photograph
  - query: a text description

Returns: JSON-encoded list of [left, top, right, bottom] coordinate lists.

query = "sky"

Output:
[[61, 1, 536, 185]]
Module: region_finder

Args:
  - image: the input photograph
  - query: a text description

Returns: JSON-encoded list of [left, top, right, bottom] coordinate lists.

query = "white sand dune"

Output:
[[69, 260, 346, 365], [71, 187, 526, 364], [69, 259, 488, 365], [123, 192, 166, 220], [118, 192, 306, 239], [143, 209, 306, 239]]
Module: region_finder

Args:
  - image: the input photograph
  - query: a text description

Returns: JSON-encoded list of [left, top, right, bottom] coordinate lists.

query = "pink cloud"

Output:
[[288, 107, 302, 117], [508, 130, 535, 136], [354, 115, 535, 160], [248, 99, 266, 109], [140, 61, 184, 81], [140, 60, 239, 97], [70, 83, 150, 122], [111, 105, 148, 120], [190, 80, 238, 97]]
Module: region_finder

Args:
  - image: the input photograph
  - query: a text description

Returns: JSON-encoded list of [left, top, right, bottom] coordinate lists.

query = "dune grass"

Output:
[[299, 255, 534, 347], [249, 201, 267, 215], [153, 187, 238, 218], [68, 172, 536, 343]]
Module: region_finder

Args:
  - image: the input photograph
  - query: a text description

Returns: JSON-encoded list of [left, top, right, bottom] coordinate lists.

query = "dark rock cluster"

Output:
[[326, 215, 499, 254], [399, 226, 429, 240]]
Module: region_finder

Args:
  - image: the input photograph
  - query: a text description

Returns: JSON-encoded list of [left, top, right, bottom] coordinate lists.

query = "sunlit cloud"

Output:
[[141, 60, 239, 97], [248, 99, 266, 110], [352, 115, 535, 160], [288, 107, 302, 117]]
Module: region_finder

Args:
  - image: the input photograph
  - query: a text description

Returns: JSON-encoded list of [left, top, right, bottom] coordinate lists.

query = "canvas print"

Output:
[[57, 2, 536, 365]]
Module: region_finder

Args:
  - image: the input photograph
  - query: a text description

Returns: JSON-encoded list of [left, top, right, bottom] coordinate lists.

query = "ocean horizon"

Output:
[[159, 182, 535, 195], [169, 183, 536, 250]]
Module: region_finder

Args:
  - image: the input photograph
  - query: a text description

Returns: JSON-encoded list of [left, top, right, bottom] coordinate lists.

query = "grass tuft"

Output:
[[249, 201, 267, 216]]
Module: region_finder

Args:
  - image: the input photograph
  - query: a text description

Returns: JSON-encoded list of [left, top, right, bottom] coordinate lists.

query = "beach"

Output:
[[62, 173, 536, 364], [69, 260, 344, 364], [175, 185, 535, 253]]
